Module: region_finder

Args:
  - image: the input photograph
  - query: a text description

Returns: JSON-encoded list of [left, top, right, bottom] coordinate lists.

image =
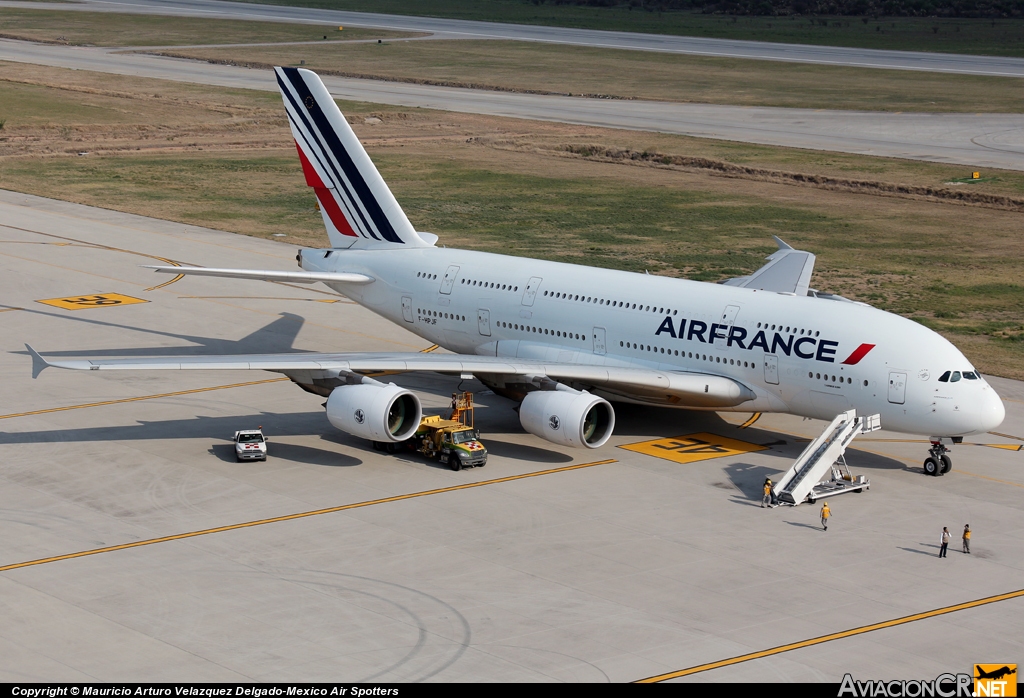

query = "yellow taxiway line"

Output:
[[637, 587, 1024, 682], [738, 412, 762, 429], [0, 458, 617, 574], [0, 377, 289, 421]]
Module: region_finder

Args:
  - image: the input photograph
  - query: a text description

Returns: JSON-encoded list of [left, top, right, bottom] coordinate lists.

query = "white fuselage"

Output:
[[302, 246, 1004, 437]]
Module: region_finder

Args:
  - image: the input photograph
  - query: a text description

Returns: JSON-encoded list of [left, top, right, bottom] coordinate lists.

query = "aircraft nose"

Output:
[[976, 385, 1006, 433]]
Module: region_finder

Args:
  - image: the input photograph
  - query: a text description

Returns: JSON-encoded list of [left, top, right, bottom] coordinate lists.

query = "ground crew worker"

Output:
[[939, 526, 951, 558], [762, 480, 772, 508], [820, 502, 831, 530], [962, 524, 971, 554]]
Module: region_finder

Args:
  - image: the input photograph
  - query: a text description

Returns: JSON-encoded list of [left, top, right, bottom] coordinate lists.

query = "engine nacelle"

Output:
[[519, 390, 615, 449], [326, 383, 422, 443]]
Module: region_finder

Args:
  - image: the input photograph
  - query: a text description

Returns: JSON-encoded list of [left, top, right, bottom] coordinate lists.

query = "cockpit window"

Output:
[[963, 371, 979, 380], [938, 371, 951, 382], [950, 371, 962, 382]]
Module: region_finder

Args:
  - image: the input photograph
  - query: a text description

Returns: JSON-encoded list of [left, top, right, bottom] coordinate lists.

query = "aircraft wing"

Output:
[[720, 236, 815, 297], [27, 347, 754, 408], [142, 265, 374, 285]]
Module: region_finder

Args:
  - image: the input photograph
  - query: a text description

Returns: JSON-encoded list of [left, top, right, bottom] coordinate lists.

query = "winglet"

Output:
[[26, 344, 50, 379], [772, 235, 794, 251]]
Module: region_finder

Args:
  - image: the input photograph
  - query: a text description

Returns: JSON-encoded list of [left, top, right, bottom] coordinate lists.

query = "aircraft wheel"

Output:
[[923, 457, 939, 476], [940, 455, 952, 474]]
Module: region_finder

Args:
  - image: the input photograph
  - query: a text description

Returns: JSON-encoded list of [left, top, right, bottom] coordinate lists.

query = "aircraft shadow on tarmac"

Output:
[[0, 410, 370, 466], [207, 440, 363, 467], [11, 307, 313, 357]]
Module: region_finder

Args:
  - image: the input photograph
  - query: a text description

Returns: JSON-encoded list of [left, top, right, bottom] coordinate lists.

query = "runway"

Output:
[[1, 190, 1022, 681], [3, 38, 1023, 170], [6, 0, 1024, 77]]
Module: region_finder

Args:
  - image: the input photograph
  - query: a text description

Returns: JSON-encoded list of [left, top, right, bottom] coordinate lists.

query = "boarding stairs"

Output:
[[774, 409, 881, 506]]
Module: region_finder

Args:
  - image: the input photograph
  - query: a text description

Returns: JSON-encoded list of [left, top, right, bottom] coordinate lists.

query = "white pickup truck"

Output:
[[233, 429, 268, 462]]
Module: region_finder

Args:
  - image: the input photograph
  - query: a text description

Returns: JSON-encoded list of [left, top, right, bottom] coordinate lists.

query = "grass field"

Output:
[[0, 8, 414, 46], [165, 39, 1024, 113], [243, 0, 1024, 56], [1, 63, 1022, 377]]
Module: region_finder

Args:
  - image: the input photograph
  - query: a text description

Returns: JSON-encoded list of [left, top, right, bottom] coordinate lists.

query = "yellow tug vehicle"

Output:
[[409, 392, 487, 471]]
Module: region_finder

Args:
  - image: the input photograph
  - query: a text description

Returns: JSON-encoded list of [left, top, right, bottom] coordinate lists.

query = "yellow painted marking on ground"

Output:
[[636, 587, 1024, 682], [953, 469, 1024, 489], [619, 432, 767, 465], [990, 431, 1024, 442], [1, 223, 188, 290], [145, 274, 184, 291], [36, 293, 149, 311], [0, 377, 288, 421], [0, 459, 617, 573], [0, 307, 23, 313], [981, 443, 1024, 451], [738, 412, 761, 429]]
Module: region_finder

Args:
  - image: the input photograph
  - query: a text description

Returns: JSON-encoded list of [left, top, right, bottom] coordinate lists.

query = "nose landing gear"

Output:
[[924, 437, 957, 476]]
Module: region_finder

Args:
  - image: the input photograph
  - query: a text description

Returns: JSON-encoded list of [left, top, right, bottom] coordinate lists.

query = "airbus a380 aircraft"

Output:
[[29, 68, 1004, 475]]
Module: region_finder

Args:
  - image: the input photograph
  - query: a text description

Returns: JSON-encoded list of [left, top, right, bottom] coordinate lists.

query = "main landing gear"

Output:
[[923, 437, 957, 476]]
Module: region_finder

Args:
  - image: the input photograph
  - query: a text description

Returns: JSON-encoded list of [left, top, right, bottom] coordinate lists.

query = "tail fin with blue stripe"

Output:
[[276, 67, 433, 249]]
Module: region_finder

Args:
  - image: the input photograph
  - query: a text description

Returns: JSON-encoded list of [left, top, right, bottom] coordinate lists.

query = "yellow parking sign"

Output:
[[37, 293, 149, 310], [619, 432, 768, 464]]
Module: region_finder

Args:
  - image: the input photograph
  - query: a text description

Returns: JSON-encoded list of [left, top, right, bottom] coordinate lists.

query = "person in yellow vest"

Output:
[[962, 524, 971, 554], [820, 502, 831, 530], [762, 480, 772, 508]]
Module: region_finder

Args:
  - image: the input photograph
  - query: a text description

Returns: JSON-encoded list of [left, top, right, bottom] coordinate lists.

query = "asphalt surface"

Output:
[[1, 190, 1023, 681], [3, 38, 1023, 170], [6, 0, 1024, 77]]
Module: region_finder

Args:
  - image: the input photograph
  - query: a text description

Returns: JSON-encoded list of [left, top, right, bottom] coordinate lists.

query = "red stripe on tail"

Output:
[[295, 141, 325, 189], [315, 189, 358, 238], [841, 343, 876, 365]]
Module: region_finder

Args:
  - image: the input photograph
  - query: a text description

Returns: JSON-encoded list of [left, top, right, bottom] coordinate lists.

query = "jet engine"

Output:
[[326, 383, 422, 442], [519, 389, 615, 449]]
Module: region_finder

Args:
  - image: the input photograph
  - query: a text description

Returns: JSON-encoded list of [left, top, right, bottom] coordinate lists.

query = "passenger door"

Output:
[[593, 327, 606, 355], [522, 277, 543, 307], [440, 265, 460, 295], [477, 308, 491, 337], [401, 296, 413, 323], [716, 304, 741, 346], [888, 371, 907, 404], [764, 354, 779, 385]]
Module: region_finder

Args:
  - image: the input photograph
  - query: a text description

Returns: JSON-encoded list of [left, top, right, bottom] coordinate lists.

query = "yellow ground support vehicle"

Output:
[[408, 392, 488, 471]]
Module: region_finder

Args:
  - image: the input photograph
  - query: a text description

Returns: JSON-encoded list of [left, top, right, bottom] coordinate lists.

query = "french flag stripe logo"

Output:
[[841, 343, 876, 365], [276, 67, 405, 244]]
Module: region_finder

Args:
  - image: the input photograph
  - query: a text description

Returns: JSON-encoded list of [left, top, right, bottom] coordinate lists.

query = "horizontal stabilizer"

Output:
[[142, 265, 374, 285]]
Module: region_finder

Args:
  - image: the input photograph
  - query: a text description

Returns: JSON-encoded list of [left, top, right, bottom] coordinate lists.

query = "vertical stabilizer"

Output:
[[275, 67, 432, 248]]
